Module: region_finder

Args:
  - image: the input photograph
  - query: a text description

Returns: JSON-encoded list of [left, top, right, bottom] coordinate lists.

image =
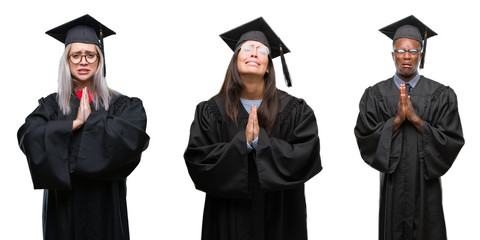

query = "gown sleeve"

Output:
[[184, 100, 251, 198], [354, 86, 403, 173], [255, 98, 322, 191], [18, 94, 73, 190], [74, 96, 150, 181], [420, 87, 464, 179]]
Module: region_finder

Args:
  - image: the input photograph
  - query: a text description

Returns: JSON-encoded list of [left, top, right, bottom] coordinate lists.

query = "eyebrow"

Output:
[[70, 50, 97, 54], [243, 43, 268, 49]]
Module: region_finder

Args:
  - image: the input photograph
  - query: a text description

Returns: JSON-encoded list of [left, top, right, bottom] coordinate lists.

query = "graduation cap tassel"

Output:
[[279, 44, 292, 87], [420, 30, 427, 69], [99, 25, 106, 77]]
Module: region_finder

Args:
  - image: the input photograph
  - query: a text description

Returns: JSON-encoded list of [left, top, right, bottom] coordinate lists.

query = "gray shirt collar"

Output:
[[240, 98, 262, 114], [393, 73, 420, 89]]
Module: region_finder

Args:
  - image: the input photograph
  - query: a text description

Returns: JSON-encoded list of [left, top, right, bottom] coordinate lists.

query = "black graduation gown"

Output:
[[17, 92, 149, 240], [354, 76, 464, 240], [184, 92, 322, 240]]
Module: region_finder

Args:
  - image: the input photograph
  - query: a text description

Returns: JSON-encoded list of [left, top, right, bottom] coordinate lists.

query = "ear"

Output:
[[391, 51, 395, 60]]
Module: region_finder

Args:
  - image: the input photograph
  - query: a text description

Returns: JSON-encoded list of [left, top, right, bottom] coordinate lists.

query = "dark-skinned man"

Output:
[[354, 15, 464, 240]]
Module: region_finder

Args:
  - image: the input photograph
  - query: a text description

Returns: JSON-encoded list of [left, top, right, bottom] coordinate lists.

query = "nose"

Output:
[[403, 52, 412, 59], [250, 47, 258, 58], [79, 55, 89, 65]]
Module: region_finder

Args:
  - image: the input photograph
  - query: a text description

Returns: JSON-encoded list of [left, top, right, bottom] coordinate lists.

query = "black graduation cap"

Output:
[[220, 17, 292, 87], [379, 15, 437, 69], [46, 14, 115, 76]]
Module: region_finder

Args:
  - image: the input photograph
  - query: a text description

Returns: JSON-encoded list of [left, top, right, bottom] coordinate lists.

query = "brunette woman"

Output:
[[184, 17, 321, 240]]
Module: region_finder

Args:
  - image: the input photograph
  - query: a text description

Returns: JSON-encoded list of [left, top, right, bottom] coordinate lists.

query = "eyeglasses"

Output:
[[240, 43, 270, 56], [394, 49, 421, 56], [69, 52, 98, 64]]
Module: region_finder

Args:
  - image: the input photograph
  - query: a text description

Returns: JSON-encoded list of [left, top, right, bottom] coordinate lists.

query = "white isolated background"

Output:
[[1, 0, 478, 239]]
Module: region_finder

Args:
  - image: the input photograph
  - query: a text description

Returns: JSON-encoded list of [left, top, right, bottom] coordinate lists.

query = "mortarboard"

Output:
[[46, 14, 115, 76], [379, 15, 437, 69], [220, 17, 292, 87]]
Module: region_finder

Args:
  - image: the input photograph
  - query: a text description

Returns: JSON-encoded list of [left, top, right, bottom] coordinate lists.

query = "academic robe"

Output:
[[184, 92, 322, 240], [354, 76, 464, 240], [17, 92, 150, 240]]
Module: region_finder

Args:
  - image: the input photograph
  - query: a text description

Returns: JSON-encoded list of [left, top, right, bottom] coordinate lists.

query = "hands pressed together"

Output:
[[246, 105, 259, 146], [72, 87, 91, 131], [393, 84, 423, 134]]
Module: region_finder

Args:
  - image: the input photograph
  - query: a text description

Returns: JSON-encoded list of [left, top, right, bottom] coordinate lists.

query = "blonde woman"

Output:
[[17, 15, 149, 240]]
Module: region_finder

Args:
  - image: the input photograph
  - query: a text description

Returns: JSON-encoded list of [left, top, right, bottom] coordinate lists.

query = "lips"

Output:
[[402, 63, 412, 68], [245, 60, 260, 66], [77, 68, 90, 74]]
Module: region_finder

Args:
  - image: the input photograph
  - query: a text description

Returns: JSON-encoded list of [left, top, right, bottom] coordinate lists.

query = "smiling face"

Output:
[[392, 37, 422, 82], [237, 40, 270, 79], [68, 42, 98, 85]]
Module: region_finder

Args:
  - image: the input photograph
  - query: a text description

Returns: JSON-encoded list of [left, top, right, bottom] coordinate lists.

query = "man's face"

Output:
[[392, 38, 422, 81]]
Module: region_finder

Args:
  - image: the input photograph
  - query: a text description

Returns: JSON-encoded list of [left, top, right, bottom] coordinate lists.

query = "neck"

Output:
[[396, 72, 417, 82], [240, 76, 264, 100], [73, 79, 93, 91]]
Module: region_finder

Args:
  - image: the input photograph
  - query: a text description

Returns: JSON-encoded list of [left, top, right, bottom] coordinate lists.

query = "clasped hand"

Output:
[[72, 87, 91, 131], [393, 84, 423, 134], [246, 105, 259, 145]]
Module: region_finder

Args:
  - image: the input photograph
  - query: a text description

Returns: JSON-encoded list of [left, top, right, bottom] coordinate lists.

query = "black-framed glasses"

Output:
[[69, 52, 98, 64], [240, 43, 270, 56], [394, 49, 421, 56]]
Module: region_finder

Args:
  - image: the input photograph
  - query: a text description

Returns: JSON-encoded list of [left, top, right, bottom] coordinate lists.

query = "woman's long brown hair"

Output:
[[219, 47, 279, 134]]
